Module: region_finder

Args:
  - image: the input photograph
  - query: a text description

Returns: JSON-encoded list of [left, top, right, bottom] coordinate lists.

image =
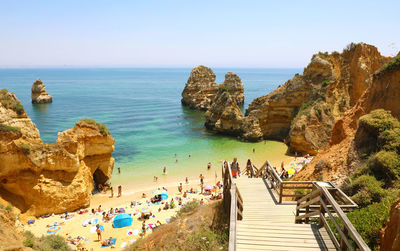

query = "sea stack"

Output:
[[31, 78, 52, 104], [181, 65, 244, 111]]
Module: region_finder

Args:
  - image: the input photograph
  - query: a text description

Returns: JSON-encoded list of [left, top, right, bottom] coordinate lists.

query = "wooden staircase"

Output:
[[235, 177, 336, 251]]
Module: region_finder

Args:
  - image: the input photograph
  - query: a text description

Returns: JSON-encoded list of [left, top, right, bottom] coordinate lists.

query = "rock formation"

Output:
[[181, 66, 244, 110], [31, 78, 52, 104], [380, 193, 400, 251], [293, 53, 400, 184], [201, 43, 390, 153], [0, 208, 31, 251], [0, 90, 114, 217], [205, 89, 244, 135]]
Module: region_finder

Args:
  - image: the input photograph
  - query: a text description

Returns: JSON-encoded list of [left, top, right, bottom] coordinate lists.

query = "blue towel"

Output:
[[28, 220, 35, 225], [102, 238, 116, 247]]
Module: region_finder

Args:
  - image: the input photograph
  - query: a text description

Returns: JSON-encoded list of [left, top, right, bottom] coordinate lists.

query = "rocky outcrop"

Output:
[[205, 89, 244, 135], [200, 43, 389, 153], [380, 193, 400, 251], [31, 78, 52, 104], [0, 91, 114, 216], [181, 66, 244, 110], [294, 54, 400, 184], [0, 208, 32, 251]]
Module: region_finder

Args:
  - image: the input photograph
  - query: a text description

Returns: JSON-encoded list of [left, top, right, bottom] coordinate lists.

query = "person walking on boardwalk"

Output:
[[231, 157, 239, 178], [246, 159, 253, 177]]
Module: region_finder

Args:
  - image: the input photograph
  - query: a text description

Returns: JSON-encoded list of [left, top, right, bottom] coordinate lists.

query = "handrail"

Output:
[[222, 160, 243, 251]]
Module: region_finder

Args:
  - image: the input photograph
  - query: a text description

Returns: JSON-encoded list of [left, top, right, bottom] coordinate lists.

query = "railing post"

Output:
[[279, 183, 283, 204], [319, 197, 325, 227], [305, 197, 310, 224], [340, 225, 349, 250]]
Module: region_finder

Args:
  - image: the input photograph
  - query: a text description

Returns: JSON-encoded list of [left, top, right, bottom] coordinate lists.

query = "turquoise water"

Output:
[[0, 68, 299, 186]]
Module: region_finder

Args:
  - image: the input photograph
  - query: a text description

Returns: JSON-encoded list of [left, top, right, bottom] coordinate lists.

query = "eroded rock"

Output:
[[31, 78, 52, 104]]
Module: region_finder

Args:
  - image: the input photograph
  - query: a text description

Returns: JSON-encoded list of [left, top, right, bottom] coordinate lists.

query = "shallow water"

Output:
[[0, 68, 299, 187]]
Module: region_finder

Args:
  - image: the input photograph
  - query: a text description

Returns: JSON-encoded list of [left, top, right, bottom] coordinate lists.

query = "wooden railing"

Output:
[[296, 186, 370, 251], [250, 159, 369, 251], [222, 161, 243, 251]]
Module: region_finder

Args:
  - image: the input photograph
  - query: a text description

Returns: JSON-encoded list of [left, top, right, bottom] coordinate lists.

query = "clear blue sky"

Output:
[[0, 0, 399, 68]]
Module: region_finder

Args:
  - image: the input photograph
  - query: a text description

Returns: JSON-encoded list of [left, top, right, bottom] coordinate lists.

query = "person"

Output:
[[101, 239, 112, 246], [189, 154, 191, 158], [96, 224, 102, 241], [199, 174, 204, 185], [281, 162, 284, 172], [185, 177, 189, 184], [200, 183, 204, 194], [200, 199, 204, 205], [231, 158, 239, 178], [178, 183, 183, 193], [170, 199, 175, 209], [142, 193, 146, 198], [176, 159, 178, 163], [207, 162, 211, 170], [130, 201, 135, 208], [178, 198, 182, 206], [97, 205, 102, 212], [110, 187, 113, 198], [174, 153, 177, 157], [163, 167, 166, 175], [246, 159, 252, 176], [295, 151, 298, 160], [118, 185, 122, 197], [97, 183, 103, 193], [118, 167, 121, 174], [163, 202, 169, 210], [91, 208, 95, 214], [183, 192, 187, 198], [253, 148, 255, 153], [142, 221, 146, 233]]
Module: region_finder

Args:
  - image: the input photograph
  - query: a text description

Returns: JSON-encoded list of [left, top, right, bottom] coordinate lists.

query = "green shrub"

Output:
[[20, 144, 31, 154], [359, 109, 400, 133], [321, 80, 329, 87], [23, 231, 35, 248], [5, 204, 12, 212], [170, 201, 199, 222], [379, 127, 400, 151], [218, 85, 228, 93], [343, 42, 358, 52], [347, 193, 397, 249], [79, 118, 109, 136], [0, 89, 25, 115], [38, 235, 72, 251], [0, 123, 21, 133], [369, 151, 400, 185], [350, 175, 388, 207], [0, 89, 8, 95], [375, 55, 400, 77], [13, 102, 25, 115]]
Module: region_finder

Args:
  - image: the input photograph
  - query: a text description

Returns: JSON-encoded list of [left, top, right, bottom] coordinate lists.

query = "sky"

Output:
[[0, 0, 399, 68]]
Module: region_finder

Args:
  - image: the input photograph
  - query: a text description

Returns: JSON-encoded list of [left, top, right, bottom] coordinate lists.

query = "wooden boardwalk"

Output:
[[235, 177, 336, 251]]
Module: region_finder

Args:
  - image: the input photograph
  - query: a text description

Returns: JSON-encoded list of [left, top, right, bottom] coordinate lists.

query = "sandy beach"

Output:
[[23, 152, 306, 251]]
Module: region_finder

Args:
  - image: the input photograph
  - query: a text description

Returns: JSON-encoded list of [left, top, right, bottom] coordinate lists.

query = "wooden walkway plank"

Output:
[[235, 177, 335, 251]]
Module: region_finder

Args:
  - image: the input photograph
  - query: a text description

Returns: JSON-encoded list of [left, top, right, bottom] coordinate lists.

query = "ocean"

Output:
[[0, 68, 300, 188]]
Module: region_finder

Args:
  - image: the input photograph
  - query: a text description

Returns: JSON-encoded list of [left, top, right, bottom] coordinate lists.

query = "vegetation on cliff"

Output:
[[125, 201, 229, 251], [0, 89, 25, 115], [375, 55, 400, 77], [79, 118, 110, 136], [23, 231, 71, 251], [0, 123, 21, 133], [341, 109, 400, 249]]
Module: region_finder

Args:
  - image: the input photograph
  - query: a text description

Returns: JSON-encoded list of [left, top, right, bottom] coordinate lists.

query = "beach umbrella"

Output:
[[204, 185, 213, 190], [140, 207, 151, 214], [287, 168, 296, 175], [152, 189, 162, 195]]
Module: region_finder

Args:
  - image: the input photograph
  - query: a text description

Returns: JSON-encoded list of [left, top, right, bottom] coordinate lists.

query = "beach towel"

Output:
[[127, 229, 133, 235], [129, 239, 137, 244], [90, 218, 98, 225], [28, 220, 35, 225], [47, 226, 61, 234], [102, 238, 116, 247], [117, 208, 125, 213]]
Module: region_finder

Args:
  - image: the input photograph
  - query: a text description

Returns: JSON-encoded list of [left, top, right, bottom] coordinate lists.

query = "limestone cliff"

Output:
[[380, 193, 400, 251], [0, 208, 32, 251], [294, 54, 400, 183], [31, 78, 52, 104], [0, 91, 114, 217], [181, 66, 244, 110], [202, 43, 389, 153], [204, 89, 244, 135]]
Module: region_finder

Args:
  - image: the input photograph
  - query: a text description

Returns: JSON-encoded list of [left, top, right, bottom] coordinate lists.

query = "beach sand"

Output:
[[24, 150, 302, 250]]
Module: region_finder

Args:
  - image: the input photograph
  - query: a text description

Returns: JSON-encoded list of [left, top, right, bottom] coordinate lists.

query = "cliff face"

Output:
[[0, 208, 31, 251], [31, 79, 52, 104], [202, 43, 389, 153], [0, 91, 114, 217], [380, 193, 400, 251], [294, 55, 400, 183], [181, 65, 244, 110], [204, 89, 244, 135]]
